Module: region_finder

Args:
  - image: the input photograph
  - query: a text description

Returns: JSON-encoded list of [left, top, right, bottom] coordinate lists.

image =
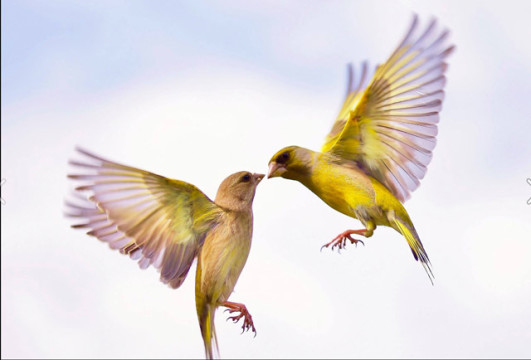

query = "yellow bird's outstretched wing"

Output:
[[323, 15, 454, 202], [323, 61, 371, 149], [66, 148, 223, 289]]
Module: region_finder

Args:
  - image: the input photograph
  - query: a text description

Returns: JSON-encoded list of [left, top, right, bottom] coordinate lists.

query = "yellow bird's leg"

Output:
[[321, 222, 375, 252], [223, 301, 256, 336]]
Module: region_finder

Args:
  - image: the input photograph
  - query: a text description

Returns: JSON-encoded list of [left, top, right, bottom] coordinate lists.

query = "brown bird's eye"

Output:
[[277, 151, 290, 164], [241, 174, 251, 182]]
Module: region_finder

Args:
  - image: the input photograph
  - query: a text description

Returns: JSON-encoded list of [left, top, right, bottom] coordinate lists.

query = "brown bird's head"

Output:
[[267, 146, 315, 181], [215, 171, 264, 211]]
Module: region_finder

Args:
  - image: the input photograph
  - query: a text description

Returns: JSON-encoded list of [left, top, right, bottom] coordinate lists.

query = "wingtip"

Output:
[[410, 13, 419, 30], [74, 145, 90, 157], [73, 146, 109, 163], [345, 63, 354, 97]]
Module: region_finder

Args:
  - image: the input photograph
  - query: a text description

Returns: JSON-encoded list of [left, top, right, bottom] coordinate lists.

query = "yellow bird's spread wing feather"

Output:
[[323, 15, 454, 202], [322, 61, 371, 151], [66, 148, 223, 289]]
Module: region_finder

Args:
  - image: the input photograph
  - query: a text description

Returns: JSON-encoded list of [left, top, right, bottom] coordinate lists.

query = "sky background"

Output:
[[2, 0, 531, 358]]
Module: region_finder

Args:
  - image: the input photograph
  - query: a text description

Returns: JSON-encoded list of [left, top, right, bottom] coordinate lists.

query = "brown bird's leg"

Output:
[[223, 301, 256, 336], [321, 229, 367, 252]]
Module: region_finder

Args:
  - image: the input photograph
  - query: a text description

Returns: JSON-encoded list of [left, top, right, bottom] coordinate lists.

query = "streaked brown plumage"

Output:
[[66, 147, 264, 359]]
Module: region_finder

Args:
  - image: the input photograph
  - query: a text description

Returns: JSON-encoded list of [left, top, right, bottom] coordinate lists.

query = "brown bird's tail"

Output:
[[198, 303, 219, 359], [391, 214, 434, 285]]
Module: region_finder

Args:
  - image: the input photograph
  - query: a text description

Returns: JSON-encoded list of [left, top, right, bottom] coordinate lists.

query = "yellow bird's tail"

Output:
[[391, 214, 434, 285], [198, 303, 219, 359]]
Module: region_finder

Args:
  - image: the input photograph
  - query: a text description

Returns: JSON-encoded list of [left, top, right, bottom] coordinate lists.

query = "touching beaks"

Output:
[[267, 162, 285, 178]]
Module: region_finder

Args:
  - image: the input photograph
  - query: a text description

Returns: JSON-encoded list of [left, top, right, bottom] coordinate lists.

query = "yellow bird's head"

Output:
[[215, 171, 264, 211], [267, 146, 315, 181]]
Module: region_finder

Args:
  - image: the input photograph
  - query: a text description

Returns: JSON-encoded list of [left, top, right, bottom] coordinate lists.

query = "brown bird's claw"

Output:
[[321, 230, 366, 253], [223, 301, 257, 337]]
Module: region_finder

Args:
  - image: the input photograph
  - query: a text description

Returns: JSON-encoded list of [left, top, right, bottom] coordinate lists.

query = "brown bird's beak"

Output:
[[267, 162, 286, 178], [253, 173, 265, 183]]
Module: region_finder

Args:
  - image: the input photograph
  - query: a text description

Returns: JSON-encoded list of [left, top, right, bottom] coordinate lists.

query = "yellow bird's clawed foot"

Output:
[[320, 229, 366, 252], [223, 301, 256, 337]]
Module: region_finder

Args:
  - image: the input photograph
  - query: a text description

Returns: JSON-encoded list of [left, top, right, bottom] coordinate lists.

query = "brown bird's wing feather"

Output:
[[322, 15, 454, 202], [66, 148, 223, 289]]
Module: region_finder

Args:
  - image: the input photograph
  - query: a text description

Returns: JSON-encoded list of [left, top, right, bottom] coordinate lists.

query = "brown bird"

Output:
[[66, 147, 264, 359]]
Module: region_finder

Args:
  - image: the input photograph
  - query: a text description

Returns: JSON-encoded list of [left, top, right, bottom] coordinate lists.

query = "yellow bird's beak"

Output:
[[267, 162, 286, 178]]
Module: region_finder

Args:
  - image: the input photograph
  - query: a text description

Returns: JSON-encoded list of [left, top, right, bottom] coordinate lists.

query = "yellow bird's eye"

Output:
[[277, 151, 290, 164], [241, 174, 251, 182]]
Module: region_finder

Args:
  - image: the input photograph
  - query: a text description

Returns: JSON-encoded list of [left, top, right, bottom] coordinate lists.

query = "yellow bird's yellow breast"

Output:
[[305, 158, 376, 219]]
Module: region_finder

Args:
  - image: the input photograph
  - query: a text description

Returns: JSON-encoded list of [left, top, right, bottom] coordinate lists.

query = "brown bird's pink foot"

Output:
[[223, 301, 256, 336], [321, 229, 367, 252]]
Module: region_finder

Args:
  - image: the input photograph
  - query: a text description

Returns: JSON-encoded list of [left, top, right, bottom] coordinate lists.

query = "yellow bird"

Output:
[[66, 148, 264, 359], [267, 15, 454, 284]]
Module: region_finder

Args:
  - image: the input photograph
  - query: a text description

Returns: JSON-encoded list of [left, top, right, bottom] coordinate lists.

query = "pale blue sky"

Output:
[[2, 1, 531, 358]]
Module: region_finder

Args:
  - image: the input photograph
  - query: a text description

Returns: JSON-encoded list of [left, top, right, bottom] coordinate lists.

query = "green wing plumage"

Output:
[[323, 61, 370, 153], [66, 148, 222, 289], [323, 15, 454, 202]]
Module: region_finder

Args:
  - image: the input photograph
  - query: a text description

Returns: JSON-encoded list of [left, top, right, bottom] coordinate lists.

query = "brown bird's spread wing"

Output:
[[66, 148, 223, 289], [322, 15, 454, 202]]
